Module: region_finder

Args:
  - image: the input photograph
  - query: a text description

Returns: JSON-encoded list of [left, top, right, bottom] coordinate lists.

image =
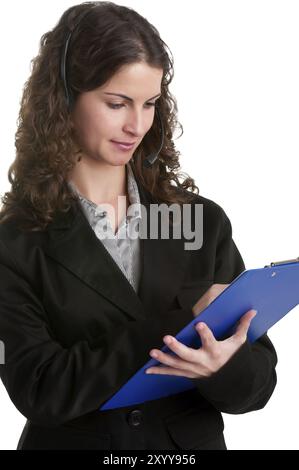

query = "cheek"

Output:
[[74, 106, 111, 140]]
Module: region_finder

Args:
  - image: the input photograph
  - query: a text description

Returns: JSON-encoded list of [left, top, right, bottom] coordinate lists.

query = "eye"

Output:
[[107, 103, 124, 109], [107, 102, 157, 110]]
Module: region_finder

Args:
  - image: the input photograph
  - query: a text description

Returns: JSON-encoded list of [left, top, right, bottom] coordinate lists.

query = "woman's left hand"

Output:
[[146, 309, 257, 379]]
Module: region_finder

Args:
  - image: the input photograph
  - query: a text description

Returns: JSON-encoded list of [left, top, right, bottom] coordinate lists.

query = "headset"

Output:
[[60, 6, 164, 168]]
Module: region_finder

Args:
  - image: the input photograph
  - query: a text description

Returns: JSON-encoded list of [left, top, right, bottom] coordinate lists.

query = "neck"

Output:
[[68, 159, 127, 205]]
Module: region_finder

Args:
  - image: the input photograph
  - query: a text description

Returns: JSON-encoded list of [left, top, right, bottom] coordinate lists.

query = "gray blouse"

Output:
[[68, 162, 142, 292]]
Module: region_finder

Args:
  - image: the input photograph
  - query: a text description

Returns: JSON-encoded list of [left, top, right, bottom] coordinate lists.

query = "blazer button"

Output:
[[127, 409, 143, 427]]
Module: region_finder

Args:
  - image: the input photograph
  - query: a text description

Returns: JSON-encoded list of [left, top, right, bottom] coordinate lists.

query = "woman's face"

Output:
[[71, 62, 163, 166]]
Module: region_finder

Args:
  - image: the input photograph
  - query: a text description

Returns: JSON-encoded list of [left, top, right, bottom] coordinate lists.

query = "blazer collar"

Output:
[[44, 180, 189, 321]]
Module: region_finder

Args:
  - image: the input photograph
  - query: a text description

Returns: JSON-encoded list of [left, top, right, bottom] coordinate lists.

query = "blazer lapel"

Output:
[[45, 201, 146, 321]]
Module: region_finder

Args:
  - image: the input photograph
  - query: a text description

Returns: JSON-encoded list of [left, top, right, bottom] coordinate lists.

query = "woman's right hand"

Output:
[[192, 283, 230, 317]]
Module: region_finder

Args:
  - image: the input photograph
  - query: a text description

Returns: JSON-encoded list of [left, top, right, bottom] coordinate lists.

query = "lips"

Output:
[[110, 140, 136, 152], [111, 140, 136, 145]]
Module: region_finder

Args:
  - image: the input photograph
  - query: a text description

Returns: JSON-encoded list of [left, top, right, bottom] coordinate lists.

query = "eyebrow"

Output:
[[103, 92, 161, 102]]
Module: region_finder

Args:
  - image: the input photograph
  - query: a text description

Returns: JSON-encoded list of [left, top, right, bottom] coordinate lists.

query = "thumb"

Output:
[[234, 309, 257, 342]]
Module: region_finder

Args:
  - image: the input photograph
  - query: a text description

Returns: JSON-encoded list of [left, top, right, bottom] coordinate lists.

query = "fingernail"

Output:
[[164, 335, 173, 344], [150, 351, 158, 358]]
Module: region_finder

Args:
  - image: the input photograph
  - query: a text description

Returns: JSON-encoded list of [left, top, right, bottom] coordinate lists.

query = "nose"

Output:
[[123, 108, 149, 138]]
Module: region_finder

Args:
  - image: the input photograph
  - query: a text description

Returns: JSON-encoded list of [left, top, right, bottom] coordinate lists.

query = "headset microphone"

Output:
[[142, 106, 164, 168]]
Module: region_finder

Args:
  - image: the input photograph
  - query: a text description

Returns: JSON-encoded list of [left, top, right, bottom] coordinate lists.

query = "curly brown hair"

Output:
[[0, 1, 199, 231]]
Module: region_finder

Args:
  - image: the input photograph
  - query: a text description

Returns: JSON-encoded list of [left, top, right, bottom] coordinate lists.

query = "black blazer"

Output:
[[0, 183, 277, 450]]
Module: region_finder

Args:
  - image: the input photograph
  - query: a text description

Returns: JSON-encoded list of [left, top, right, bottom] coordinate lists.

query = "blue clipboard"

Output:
[[100, 257, 299, 410]]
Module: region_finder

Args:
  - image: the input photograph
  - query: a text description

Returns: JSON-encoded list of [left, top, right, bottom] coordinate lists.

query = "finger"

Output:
[[149, 348, 184, 369], [234, 309, 257, 342], [195, 322, 217, 349], [162, 335, 198, 362], [149, 343, 196, 371], [146, 365, 199, 379]]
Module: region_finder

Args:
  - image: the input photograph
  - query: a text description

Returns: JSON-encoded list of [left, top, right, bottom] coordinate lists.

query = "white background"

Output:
[[0, 0, 298, 450]]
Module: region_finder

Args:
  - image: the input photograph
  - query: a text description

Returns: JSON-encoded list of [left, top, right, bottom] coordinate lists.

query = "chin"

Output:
[[106, 154, 133, 166]]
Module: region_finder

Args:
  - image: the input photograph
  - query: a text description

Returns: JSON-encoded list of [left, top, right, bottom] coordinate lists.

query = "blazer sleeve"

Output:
[[193, 209, 278, 414], [0, 239, 194, 427]]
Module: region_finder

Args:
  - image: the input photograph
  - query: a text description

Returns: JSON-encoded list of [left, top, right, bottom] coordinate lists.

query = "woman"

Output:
[[0, 1, 277, 450]]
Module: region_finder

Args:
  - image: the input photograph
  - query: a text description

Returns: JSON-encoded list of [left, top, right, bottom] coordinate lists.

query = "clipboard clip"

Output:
[[265, 257, 299, 268]]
